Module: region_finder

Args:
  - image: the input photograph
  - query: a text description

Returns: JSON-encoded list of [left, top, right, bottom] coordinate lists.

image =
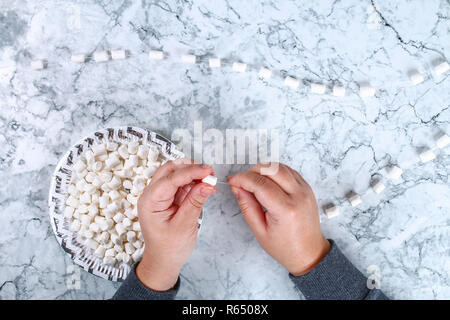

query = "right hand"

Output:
[[227, 163, 330, 276]]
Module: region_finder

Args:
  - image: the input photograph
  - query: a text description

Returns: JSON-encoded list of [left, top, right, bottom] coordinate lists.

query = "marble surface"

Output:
[[0, 0, 449, 299]]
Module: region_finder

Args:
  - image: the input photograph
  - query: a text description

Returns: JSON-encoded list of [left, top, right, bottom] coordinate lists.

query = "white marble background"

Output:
[[0, 0, 449, 299]]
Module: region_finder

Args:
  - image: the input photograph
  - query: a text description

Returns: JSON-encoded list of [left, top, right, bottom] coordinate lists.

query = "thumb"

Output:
[[174, 183, 216, 224], [230, 186, 267, 236]]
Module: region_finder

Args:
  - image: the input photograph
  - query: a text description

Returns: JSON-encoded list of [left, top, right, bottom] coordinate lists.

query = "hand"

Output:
[[136, 159, 217, 291], [227, 163, 330, 276]]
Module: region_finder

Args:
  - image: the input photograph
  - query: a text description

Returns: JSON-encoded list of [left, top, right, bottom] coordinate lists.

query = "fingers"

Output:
[[174, 182, 216, 224], [227, 171, 290, 213], [141, 164, 213, 212], [230, 186, 266, 236], [250, 163, 300, 194]]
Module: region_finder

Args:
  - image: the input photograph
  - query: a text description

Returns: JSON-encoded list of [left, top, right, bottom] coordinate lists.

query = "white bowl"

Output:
[[48, 126, 184, 281]]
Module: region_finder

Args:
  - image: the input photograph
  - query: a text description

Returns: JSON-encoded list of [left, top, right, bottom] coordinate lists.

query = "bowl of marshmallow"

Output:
[[48, 126, 184, 281]]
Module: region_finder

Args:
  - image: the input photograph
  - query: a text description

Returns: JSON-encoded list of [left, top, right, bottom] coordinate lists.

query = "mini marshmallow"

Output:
[[419, 149, 436, 163], [84, 172, 96, 183], [108, 176, 121, 189], [436, 134, 450, 149], [111, 49, 126, 60], [372, 181, 386, 194], [92, 144, 107, 156], [121, 253, 131, 264], [386, 166, 403, 179], [64, 206, 74, 218], [92, 161, 103, 172], [132, 240, 143, 249], [232, 62, 247, 73], [181, 54, 196, 64], [126, 231, 136, 242], [147, 147, 160, 162], [202, 175, 217, 186], [70, 219, 81, 232], [311, 83, 326, 94], [122, 218, 132, 228], [332, 85, 346, 97], [105, 248, 115, 257], [143, 166, 157, 179], [80, 214, 92, 227], [113, 212, 125, 223], [66, 195, 79, 208], [75, 179, 87, 192], [93, 51, 109, 62], [97, 154, 108, 161], [98, 231, 109, 243], [125, 242, 135, 255], [115, 223, 126, 236], [100, 171, 113, 183], [111, 233, 122, 246], [347, 193, 362, 207], [127, 141, 139, 154], [131, 248, 143, 262], [114, 244, 123, 253], [89, 222, 100, 233], [79, 192, 91, 204], [118, 145, 129, 159], [137, 145, 149, 159], [324, 205, 339, 219], [359, 84, 375, 98], [434, 61, 449, 76], [258, 67, 272, 79], [132, 221, 141, 232], [99, 195, 109, 209], [71, 54, 86, 63], [148, 50, 164, 60], [410, 71, 424, 85], [103, 256, 116, 265], [31, 59, 45, 70], [84, 183, 97, 195], [127, 194, 138, 205], [124, 155, 139, 169], [123, 179, 133, 190], [78, 204, 88, 214], [106, 141, 118, 151], [105, 153, 121, 168], [94, 246, 106, 258], [284, 76, 299, 89], [73, 160, 86, 173], [109, 189, 121, 202], [209, 58, 221, 68], [83, 228, 94, 239], [85, 238, 98, 250]]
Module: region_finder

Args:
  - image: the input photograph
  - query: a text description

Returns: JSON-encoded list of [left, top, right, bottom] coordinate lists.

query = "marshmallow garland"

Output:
[[323, 132, 448, 219]]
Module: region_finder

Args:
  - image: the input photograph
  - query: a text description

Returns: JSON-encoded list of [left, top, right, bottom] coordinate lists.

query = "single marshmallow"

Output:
[[324, 205, 339, 219], [143, 166, 157, 178], [92, 161, 103, 172], [386, 166, 403, 179], [258, 67, 272, 79], [419, 149, 436, 163], [132, 221, 141, 232], [113, 212, 125, 223], [137, 145, 149, 159], [66, 195, 79, 208], [110, 233, 122, 246], [31, 59, 46, 70], [73, 160, 86, 173], [111, 49, 126, 60], [80, 214, 92, 227], [181, 54, 196, 64], [106, 141, 118, 151], [79, 192, 91, 204], [359, 84, 375, 98], [94, 246, 106, 258], [132, 240, 143, 249], [122, 218, 132, 228], [125, 242, 135, 255], [71, 54, 86, 63], [109, 189, 121, 201], [434, 61, 449, 76], [410, 71, 424, 85], [114, 244, 123, 253], [232, 62, 247, 73], [123, 180, 133, 190], [100, 171, 113, 183], [347, 193, 362, 207], [127, 141, 139, 154], [92, 144, 107, 156], [70, 219, 81, 232], [115, 223, 126, 236], [332, 85, 346, 97], [105, 153, 121, 168], [311, 83, 326, 94], [372, 181, 386, 194], [284, 76, 299, 89], [436, 134, 450, 149], [148, 50, 164, 60], [124, 155, 139, 169], [209, 58, 221, 68], [147, 147, 159, 162], [85, 238, 98, 250], [103, 256, 116, 265], [64, 206, 74, 218], [105, 248, 115, 257], [126, 231, 136, 243], [108, 176, 122, 189], [118, 145, 129, 159], [202, 175, 217, 186], [93, 51, 109, 62]]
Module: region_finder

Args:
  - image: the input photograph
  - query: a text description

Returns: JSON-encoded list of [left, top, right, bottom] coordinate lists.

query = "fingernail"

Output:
[[200, 186, 214, 197]]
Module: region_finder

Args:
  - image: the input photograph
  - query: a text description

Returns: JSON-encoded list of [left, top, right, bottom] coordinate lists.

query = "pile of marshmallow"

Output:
[[64, 139, 162, 266]]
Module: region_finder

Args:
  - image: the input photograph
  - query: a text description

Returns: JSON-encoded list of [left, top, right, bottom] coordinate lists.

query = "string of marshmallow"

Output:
[[29, 48, 450, 99], [28, 49, 450, 218]]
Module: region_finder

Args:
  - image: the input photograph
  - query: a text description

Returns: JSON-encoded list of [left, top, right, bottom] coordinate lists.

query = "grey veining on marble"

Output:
[[0, 0, 449, 299]]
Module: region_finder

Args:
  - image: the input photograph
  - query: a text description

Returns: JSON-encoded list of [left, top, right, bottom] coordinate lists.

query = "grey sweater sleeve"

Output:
[[289, 240, 388, 300], [112, 262, 179, 300]]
